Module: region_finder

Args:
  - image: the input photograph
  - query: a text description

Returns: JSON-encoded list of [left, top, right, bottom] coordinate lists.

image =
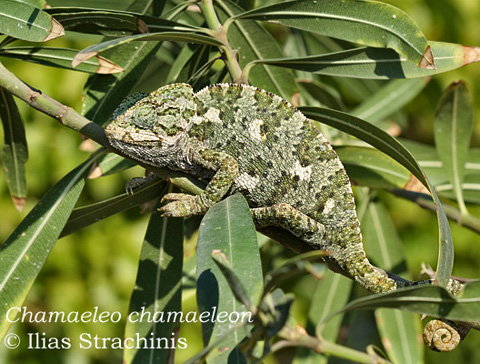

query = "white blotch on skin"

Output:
[[190, 115, 203, 124], [204, 107, 222, 124], [249, 119, 264, 141], [290, 161, 312, 181], [323, 198, 335, 215], [236, 172, 260, 191]]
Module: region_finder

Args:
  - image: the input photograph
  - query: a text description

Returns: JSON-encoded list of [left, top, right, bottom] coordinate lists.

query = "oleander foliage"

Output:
[[1, 0, 480, 363]]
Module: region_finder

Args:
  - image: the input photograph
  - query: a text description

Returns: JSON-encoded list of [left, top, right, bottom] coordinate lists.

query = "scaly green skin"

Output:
[[105, 83, 476, 349], [104, 82, 412, 293]]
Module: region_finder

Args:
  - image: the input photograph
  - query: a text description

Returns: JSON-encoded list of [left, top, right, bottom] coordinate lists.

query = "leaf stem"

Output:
[[276, 325, 391, 364], [0, 61, 108, 147], [199, 0, 245, 83]]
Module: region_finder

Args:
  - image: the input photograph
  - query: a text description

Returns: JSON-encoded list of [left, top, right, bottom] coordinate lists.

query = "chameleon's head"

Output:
[[105, 83, 197, 167]]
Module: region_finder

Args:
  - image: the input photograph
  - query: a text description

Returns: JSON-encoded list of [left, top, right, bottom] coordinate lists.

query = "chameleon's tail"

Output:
[[339, 252, 479, 352]]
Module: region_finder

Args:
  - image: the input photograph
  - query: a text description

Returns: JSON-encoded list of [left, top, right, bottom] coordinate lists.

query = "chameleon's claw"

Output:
[[125, 177, 148, 195]]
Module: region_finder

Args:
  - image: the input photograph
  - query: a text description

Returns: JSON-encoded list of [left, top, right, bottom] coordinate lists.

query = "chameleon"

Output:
[[104, 83, 477, 350]]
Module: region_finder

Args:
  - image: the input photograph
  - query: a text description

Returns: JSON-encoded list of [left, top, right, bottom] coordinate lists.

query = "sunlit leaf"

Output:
[[197, 194, 262, 363], [73, 32, 222, 67], [0, 0, 64, 42], [234, 0, 432, 67], [250, 42, 480, 79], [0, 47, 123, 74]]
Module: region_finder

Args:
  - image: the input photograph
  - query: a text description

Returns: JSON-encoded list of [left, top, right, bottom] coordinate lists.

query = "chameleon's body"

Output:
[[105, 83, 477, 350], [105, 83, 406, 294]]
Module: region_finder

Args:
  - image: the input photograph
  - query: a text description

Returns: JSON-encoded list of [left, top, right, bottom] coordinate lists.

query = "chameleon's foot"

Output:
[[125, 173, 157, 194], [423, 319, 470, 351], [159, 193, 206, 217], [125, 177, 149, 194]]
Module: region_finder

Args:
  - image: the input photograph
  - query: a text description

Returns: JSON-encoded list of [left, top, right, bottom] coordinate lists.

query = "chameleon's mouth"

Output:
[[104, 125, 162, 144]]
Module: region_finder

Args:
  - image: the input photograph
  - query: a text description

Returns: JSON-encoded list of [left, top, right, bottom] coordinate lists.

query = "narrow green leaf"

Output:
[[402, 140, 480, 203], [0, 89, 28, 211], [90, 152, 136, 177], [251, 41, 480, 79], [60, 178, 166, 238], [166, 44, 208, 83], [351, 78, 429, 124], [215, 0, 298, 100], [263, 250, 328, 296], [124, 196, 184, 364], [166, 43, 222, 89], [212, 251, 254, 311], [73, 32, 222, 67], [0, 0, 64, 42], [46, 7, 197, 35], [234, 0, 431, 67], [434, 81, 473, 216], [336, 281, 480, 323], [359, 196, 406, 272], [126, 0, 168, 16], [302, 107, 424, 184], [336, 146, 410, 190], [197, 194, 263, 364], [47, 8, 145, 36], [298, 79, 346, 110], [436, 175, 480, 205], [0, 156, 97, 340], [301, 106, 453, 286], [0, 47, 123, 74]]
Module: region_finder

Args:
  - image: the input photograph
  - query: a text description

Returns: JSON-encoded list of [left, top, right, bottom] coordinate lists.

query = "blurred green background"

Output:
[[1, 0, 480, 363]]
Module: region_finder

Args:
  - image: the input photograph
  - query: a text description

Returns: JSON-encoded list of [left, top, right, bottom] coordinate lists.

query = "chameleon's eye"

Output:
[[132, 104, 155, 129]]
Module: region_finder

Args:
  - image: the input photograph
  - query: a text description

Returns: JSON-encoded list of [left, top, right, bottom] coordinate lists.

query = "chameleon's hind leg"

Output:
[[251, 203, 400, 294], [252, 203, 327, 246]]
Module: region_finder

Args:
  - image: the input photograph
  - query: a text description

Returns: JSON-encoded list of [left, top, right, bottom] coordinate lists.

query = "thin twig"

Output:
[[393, 189, 480, 234]]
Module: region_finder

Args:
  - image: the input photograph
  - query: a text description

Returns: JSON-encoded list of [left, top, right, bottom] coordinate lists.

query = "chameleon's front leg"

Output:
[[160, 149, 238, 217]]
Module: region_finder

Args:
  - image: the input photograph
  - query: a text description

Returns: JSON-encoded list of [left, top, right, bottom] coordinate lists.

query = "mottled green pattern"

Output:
[[105, 83, 404, 294]]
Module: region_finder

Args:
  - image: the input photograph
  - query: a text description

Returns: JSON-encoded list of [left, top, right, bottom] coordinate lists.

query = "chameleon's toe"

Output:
[[161, 193, 193, 202], [159, 196, 205, 217]]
